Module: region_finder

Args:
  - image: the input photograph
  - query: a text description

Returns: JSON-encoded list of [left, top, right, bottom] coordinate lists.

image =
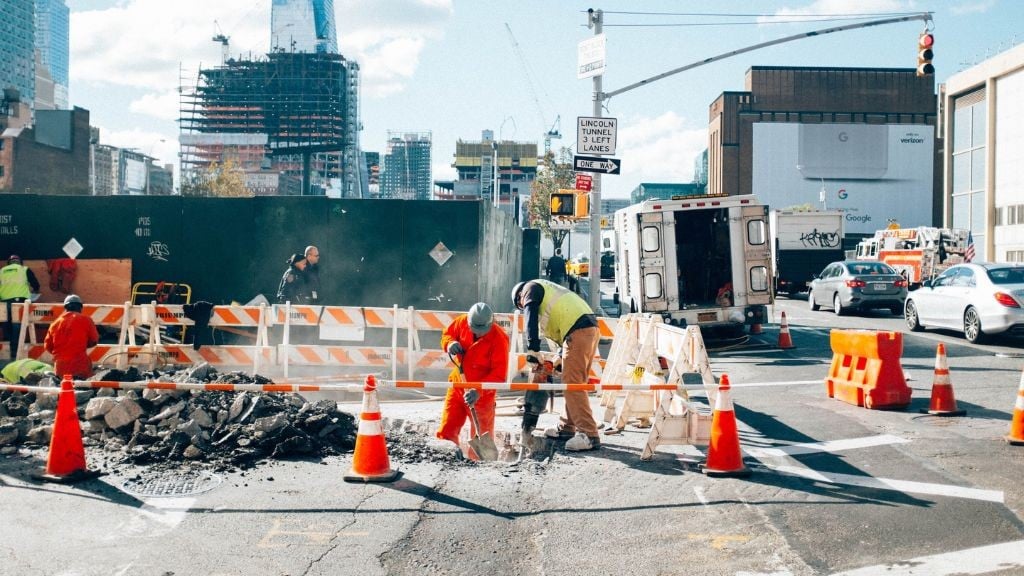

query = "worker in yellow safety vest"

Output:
[[1, 358, 53, 384], [511, 279, 601, 452], [0, 255, 41, 357]]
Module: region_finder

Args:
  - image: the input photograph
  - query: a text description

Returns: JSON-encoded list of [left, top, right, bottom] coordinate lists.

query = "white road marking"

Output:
[[693, 486, 709, 506], [726, 380, 822, 388], [716, 348, 787, 355], [829, 538, 1024, 575], [771, 465, 1004, 503], [745, 434, 910, 458]]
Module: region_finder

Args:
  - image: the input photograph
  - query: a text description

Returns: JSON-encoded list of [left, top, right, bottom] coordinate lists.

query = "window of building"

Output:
[[952, 89, 987, 259]]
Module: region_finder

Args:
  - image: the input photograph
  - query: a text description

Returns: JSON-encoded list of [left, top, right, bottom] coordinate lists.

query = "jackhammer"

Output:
[[517, 353, 559, 462]]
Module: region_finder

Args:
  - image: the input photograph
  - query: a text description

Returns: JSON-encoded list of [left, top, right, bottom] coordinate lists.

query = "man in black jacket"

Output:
[[304, 245, 321, 304], [545, 248, 566, 286]]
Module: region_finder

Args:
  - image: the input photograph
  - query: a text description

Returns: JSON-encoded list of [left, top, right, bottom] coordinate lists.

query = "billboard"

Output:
[[752, 123, 934, 234]]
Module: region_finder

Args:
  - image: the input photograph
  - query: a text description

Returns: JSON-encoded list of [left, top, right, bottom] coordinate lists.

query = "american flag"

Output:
[[964, 232, 976, 263]]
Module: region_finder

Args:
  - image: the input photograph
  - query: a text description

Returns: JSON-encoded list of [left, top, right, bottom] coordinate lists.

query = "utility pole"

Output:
[[586, 8, 603, 313]]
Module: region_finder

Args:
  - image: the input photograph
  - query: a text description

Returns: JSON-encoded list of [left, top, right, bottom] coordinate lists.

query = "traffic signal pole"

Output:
[[582, 9, 933, 314], [587, 8, 604, 313]]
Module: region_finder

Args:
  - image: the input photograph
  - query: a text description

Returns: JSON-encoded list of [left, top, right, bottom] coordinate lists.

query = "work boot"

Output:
[[565, 432, 600, 452], [544, 426, 575, 440]]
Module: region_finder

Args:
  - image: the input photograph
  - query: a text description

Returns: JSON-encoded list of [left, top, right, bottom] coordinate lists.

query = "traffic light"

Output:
[[574, 192, 590, 218], [917, 32, 934, 76], [550, 192, 575, 216]]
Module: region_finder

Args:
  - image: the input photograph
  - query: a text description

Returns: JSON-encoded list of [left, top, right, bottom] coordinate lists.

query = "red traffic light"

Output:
[[916, 33, 934, 77], [919, 33, 934, 49]]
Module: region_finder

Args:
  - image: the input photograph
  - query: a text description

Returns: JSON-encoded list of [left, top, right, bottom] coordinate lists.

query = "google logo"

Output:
[[837, 189, 848, 200]]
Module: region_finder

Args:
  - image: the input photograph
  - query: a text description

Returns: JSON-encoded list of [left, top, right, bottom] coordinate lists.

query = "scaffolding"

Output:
[[179, 51, 360, 196]]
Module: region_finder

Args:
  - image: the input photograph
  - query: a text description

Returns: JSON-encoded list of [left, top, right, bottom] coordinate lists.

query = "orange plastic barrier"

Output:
[[825, 329, 910, 410]]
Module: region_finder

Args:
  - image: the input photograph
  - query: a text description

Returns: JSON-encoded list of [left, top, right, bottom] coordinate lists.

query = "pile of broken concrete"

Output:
[[0, 364, 357, 471]]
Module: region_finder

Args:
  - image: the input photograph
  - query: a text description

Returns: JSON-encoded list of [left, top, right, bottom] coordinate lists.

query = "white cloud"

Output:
[[71, 0, 452, 98], [432, 160, 457, 181], [771, 0, 914, 17], [129, 91, 180, 121], [610, 111, 706, 197], [99, 127, 179, 167]]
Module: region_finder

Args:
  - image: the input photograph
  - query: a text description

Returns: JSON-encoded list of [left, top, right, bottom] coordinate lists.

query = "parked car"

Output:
[[904, 263, 1024, 343], [808, 260, 908, 316], [600, 251, 615, 280]]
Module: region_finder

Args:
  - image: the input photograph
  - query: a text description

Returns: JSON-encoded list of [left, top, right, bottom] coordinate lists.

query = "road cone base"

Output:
[[701, 464, 751, 478], [921, 408, 966, 416], [1005, 435, 1024, 446], [343, 468, 400, 483], [32, 468, 102, 484]]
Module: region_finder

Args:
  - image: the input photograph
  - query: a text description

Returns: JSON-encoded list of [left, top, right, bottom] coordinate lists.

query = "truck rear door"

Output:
[[637, 211, 670, 312], [741, 205, 772, 305]]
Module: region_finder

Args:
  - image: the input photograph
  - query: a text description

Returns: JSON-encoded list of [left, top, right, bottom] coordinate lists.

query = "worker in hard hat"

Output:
[[1, 358, 54, 385], [1, 254, 41, 356], [43, 294, 99, 379], [512, 279, 601, 451], [435, 302, 510, 447]]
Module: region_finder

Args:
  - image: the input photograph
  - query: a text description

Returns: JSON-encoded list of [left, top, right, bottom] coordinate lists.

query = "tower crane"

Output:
[[212, 20, 230, 65], [505, 23, 562, 154]]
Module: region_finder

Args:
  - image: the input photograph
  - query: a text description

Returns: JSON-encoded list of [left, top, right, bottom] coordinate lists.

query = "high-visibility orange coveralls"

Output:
[[435, 314, 510, 444], [44, 310, 99, 379]]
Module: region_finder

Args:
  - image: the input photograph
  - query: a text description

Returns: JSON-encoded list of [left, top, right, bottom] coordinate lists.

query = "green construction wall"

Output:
[[0, 195, 525, 313]]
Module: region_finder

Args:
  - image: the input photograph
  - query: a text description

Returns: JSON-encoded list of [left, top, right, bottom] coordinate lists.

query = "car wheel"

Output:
[[808, 292, 820, 311], [905, 299, 922, 332], [964, 306, 985, 343], [833, 294, 844, 316]]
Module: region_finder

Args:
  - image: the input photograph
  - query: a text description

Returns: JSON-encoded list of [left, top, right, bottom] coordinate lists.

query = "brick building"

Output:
[[0, 106, 90, 195], [708, 66, 939, 235]]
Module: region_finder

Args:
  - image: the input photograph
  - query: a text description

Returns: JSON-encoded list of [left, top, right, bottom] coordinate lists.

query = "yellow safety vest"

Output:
[[1, 358, 52, 383], [532, 279, 593, 344], [0, 263, 31, 300]]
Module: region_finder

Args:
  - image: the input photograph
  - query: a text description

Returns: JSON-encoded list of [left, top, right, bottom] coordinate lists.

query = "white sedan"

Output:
[[904, 263, 1024, 343]]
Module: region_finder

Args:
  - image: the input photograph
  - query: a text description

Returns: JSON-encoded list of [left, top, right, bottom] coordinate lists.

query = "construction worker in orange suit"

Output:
[[436, 302, 510, 447], [44, 294, 99, 379]]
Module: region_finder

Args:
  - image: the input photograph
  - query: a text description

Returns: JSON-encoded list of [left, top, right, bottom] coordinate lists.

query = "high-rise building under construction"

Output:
[[179, 0, 362, 197], [381, 132, 432, 200]]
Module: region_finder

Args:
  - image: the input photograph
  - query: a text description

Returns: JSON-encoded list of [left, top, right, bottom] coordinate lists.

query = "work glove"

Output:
[[447, 341, 464, 356], [526, 354, 541, 369], [464, 388, 480, 406]]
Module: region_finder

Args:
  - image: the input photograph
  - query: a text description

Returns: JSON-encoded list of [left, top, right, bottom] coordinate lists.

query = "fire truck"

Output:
[[854, 227, 970, 287], [613, 194, 772, 334]]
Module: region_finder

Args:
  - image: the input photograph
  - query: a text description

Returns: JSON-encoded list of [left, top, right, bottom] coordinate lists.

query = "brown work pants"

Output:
[[559, 325, 600, 437]]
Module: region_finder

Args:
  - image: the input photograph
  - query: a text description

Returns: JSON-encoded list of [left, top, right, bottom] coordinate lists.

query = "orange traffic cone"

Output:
[[1006, 368, 1024, 445], [344, 375, 399, 483], [922, 343, 965, 416], [34, 375, 100, 483], [777, 311, 795, 349], [702, 374, 750, 478]]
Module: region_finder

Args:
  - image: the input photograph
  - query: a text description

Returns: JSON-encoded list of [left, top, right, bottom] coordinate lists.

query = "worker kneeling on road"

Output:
[[435, 302, 510, 446], [512, 279, 601, 451], [44, 294, 99, 379], [1, 358, 54, 384]]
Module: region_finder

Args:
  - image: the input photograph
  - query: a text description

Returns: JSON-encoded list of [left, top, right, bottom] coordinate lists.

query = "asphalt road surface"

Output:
[[2, 292, 1024, 575]]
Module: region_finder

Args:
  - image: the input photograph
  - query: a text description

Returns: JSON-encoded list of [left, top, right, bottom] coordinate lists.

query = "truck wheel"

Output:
[[808, 293, 820, 311], [833, 294, 845, 316]]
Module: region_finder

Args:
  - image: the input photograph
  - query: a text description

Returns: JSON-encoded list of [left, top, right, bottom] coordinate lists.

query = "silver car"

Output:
[[808, 260, 908, 316], [904, 263, 1024, 343]]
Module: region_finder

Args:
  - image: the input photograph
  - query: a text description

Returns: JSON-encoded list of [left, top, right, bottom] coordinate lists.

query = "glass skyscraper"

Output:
[[270, 0, 338, 54], [34, 0, 70, 109], [1, 0, 36, 107]]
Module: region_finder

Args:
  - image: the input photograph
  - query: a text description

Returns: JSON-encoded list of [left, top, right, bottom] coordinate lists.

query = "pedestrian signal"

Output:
[[574, 193, 590, 218], [550, 193, 575, 217], [917, 33, 934, 76]]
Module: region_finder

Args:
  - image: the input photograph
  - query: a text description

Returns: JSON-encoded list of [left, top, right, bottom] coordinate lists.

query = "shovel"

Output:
[[450, 353, 499, 461]]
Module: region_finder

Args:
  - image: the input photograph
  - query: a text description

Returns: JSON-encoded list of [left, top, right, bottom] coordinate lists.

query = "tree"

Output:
[[180, 158, 250, 197], [528, 147, 576, 252]]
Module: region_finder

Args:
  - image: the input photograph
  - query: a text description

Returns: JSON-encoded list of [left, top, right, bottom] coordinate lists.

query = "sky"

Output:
[[64, 0, 1023, 198]]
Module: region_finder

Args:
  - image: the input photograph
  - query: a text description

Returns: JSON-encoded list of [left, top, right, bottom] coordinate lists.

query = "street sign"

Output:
[[577, 34, 606, 80], [575, 173, 593, 192], [574, 155, 621, 175], [577, 116, 617, 155]]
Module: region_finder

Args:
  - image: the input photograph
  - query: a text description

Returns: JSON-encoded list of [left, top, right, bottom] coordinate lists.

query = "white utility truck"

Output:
[[613, 194, 772, 333], [769, 210, 845, 295]]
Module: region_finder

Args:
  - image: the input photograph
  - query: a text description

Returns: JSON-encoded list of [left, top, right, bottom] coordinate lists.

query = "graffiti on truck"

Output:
[[799, 229, 841, 248]]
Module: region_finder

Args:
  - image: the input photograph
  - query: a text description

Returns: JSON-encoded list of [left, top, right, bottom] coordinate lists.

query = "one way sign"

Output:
[[573, 154, 621, 175]]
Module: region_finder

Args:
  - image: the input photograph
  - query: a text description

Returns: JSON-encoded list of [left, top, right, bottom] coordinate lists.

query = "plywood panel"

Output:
[[26, 259, 132, 305]]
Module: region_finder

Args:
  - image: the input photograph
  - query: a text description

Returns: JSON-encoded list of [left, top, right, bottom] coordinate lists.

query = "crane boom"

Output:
[[505, 23, 562, 153]]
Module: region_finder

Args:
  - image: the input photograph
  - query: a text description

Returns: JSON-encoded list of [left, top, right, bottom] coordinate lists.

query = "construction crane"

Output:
[[212, 20, 230, 65], [505, 23, 562, 154]]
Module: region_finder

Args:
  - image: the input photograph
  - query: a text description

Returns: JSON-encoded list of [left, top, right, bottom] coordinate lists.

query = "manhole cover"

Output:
[[911, 414, 964, 426], [122, 471, 222, 497]]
